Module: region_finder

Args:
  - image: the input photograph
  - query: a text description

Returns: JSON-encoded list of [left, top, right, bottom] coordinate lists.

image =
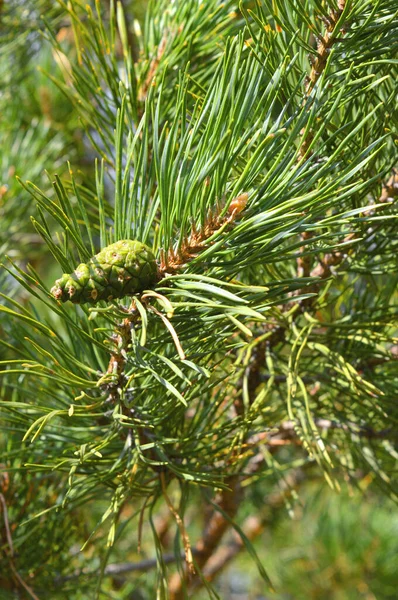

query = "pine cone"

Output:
[[51, 240, 158, 304]]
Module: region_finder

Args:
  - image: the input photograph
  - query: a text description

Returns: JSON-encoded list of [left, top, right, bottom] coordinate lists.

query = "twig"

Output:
[[299, 1, 347, 160], [160, 472, 195, 576], [1, 493, 41, 600], [247, 419, 393, 450], [0, 492, 13, 555], [54, 550, 199, 583], [100, 303, 139, 404], [296, 2, 347, 277], [104, 551, 196, 575], [168, 477, 242, 600], [190, 467, 313, 593], [8, 563, 41, 600], [305, 3, 346, 95]]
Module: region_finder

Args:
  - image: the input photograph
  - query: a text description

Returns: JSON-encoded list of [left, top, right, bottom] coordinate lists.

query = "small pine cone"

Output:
[[51, 240, 158, 304]]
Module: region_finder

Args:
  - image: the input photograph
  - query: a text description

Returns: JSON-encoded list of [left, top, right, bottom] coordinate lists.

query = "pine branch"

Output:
[[296, 1, 348, 282], [102, 304, 139, 403], [298, 1, 347, 161], [1, 1, 397, 596], [158, 193, 248, 276], [310, 169, 398, 280], [305, 1, 347, 95], [237, 168, 398, 417]]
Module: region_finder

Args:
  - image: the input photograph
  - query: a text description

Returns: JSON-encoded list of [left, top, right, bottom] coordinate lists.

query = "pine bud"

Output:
[[228, 193, 249, 216]]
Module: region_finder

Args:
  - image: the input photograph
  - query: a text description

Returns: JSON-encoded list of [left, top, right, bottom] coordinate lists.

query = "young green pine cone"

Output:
[[51, 240, 158, 304]]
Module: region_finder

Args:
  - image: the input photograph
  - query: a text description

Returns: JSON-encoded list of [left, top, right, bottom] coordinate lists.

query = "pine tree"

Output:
[[1, 1, 397, 598]]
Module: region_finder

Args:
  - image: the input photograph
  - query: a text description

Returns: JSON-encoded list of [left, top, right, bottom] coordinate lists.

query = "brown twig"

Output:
[[0, 492, 13, 556], [299, 1, 347, 160], [296, 2, 347, 279], [105, 314, 135, 403], [305, 3, 346, 96], [0, 493, 41, 600], [160, 472, 195, 576], [168, 477, 242, 600], [189, 467, 314, 593]]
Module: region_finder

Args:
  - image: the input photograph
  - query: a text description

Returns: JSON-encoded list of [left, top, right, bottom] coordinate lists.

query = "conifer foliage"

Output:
[[0, 1, 397, 598]]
